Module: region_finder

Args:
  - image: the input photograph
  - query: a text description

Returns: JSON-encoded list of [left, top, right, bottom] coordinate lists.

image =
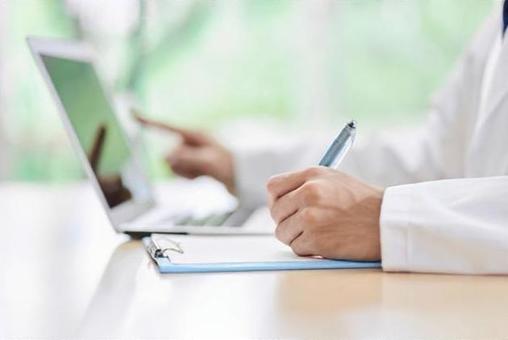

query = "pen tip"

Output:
[[347, 120, 357, 129]]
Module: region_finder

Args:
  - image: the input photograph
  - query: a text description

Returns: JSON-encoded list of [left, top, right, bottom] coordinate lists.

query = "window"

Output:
[[0, 0, 494, 181]]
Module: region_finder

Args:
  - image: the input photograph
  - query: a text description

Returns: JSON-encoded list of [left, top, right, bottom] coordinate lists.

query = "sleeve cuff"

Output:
[[379, 185, 414, 272], [231, 148, 269, 209]]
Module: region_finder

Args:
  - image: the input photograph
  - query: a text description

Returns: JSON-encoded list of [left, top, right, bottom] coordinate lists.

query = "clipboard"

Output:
[[143, 234, 381, 274]]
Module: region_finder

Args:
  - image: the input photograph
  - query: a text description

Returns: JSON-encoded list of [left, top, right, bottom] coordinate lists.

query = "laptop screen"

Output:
[[41, 55, 152, 208]]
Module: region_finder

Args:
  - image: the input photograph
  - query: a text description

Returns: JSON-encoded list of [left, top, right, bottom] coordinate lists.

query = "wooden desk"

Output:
[[1, 183, 507, 339]]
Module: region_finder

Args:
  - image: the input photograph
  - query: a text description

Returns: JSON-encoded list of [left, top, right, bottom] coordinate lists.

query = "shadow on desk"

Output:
[[77, 240, 147, 338]]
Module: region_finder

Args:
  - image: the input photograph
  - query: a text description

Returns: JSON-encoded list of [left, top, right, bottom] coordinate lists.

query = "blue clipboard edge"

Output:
[[142, 237, 381, 273], [154, 257, 381, 273]]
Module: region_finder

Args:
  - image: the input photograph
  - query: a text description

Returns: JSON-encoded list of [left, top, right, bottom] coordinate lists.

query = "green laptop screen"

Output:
[[41, 55, 151, 208]]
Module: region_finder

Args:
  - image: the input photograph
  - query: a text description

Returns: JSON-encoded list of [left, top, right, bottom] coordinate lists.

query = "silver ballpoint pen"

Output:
[[318, 120, 357, 169]]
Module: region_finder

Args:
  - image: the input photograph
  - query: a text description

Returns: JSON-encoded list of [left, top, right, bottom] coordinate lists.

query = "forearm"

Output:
[[337, 128, 435, 187], [232, 139, 324, 208]]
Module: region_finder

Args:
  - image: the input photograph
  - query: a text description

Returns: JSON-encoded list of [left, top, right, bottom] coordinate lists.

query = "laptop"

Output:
[[28, 37, 272, 235]]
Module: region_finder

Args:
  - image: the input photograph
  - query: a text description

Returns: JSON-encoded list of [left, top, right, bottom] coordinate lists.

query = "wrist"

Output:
[[372, 187, 384, 260]]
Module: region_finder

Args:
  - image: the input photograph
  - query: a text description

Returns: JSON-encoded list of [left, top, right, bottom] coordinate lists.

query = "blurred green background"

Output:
[[0, 0, 494, 181]]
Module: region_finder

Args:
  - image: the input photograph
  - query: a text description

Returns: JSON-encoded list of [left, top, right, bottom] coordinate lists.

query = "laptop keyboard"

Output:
[[172, 210, 235, 227], [131, 205, 253, 228]]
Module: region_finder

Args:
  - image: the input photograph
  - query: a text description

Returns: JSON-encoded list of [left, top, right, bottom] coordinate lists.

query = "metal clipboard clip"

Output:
[[145, 236, 184, 261]]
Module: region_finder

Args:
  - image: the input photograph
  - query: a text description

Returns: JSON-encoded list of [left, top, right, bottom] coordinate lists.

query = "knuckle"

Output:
[[266, 176, 280, 193], [303, 166, 322, 178], [300, 207, 318, 225], [302, 182, 322, 205]]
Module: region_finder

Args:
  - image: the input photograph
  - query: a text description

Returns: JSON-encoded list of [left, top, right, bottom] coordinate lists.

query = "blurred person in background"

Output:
[[139, 2, 508, 275]]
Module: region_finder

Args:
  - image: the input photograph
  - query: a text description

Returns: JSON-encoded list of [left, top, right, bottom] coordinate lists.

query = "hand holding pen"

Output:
[[267, 120, 384, 262]]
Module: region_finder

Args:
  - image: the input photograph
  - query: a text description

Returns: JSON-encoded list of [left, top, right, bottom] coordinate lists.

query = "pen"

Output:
[[318, 120, 357, 169]]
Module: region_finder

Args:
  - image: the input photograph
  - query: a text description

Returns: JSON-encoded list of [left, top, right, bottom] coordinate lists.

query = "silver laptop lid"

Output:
[[28, 37, 155, 231]]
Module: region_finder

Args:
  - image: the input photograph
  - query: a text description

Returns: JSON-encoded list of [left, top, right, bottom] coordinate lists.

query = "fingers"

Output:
[[134, 112, 183, 134], [275, 212, 314, 257], [166, 146, 210, 179], [270, 185, 306, 224], [269, 168, 328, 255], [275, 211, 304, 245], [289, 233, 314, 257], [133, 110, 210, 146], [267, 167, 325, 203]]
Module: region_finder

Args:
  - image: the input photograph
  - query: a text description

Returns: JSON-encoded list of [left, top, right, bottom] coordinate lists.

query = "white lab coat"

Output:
[[232, 8, 508, 274]]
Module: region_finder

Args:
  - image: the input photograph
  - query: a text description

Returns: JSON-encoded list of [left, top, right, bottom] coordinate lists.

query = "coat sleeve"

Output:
[[380, 177, 508, 274], [232, 139, 325, 208]]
